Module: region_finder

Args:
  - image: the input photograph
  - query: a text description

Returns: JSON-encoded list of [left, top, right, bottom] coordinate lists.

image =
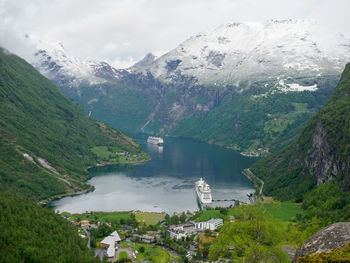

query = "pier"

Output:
[[212, 199, 236, 202], [198, 198, 247, 210]]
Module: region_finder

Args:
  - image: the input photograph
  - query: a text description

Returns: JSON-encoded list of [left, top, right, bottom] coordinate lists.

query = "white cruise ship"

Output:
[[195, 178, 212, 205], [147, 136, 164, 146]]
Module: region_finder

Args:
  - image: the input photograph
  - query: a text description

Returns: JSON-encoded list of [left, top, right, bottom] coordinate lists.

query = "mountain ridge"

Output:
[[16, 19, 349, 154], [132, 19, 350, 88]]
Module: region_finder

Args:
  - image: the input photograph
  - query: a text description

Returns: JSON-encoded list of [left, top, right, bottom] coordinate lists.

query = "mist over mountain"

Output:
[[17, 19, 350, 155]]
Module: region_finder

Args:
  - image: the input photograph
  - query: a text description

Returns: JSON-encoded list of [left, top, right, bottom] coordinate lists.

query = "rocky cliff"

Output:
[[251, 63, 350, 200]]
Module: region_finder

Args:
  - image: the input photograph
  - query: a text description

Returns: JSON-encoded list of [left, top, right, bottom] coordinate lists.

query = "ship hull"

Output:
[[196, 194, 213, 210], [195, 178, 213, 209]]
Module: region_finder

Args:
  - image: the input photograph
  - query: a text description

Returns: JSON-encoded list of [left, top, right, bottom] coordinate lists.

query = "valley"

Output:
[[25, 20, 349, 155], [0, 4, 350, 261]]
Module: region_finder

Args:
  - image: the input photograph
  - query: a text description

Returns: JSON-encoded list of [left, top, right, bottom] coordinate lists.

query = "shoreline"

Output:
[[169, 135, 263, 158], [87, 157, 151, 169], [43, 137, 257, 211], [39, 186, 95, 206], [41, 157, 151, 207]]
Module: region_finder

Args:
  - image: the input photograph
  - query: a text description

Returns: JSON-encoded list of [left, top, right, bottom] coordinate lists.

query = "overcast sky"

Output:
[[1, 0, 350, 68]]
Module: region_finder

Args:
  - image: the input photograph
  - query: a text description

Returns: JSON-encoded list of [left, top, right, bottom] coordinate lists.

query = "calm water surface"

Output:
[[51, 135, 256, 213]]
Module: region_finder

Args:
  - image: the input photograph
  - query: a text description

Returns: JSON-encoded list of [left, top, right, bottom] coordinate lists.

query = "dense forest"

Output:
[[0, 48, 149, 202], [0, 192, 101, 263]]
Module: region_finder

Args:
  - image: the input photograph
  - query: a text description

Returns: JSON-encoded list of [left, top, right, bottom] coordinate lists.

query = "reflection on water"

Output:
[[51, 135, 257, 214], [147, 143, 163, 155]]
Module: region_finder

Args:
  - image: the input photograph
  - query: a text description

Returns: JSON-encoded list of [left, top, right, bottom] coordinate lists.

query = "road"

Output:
[[247, 168, 264, 195], [82, 227, 91, 249], [243, 168, 264, 196]]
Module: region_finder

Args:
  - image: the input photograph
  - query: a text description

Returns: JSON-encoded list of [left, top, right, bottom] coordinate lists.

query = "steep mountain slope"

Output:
[[251, 63, 350, 202], [0, 192, 100, 263], [0, 48, 148, 202], [24, 20, 350, 154]]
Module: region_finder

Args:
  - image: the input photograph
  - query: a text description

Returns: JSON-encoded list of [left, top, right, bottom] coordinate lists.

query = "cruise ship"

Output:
[[195, 178, 213, 205], [147, 136, 164, 146]]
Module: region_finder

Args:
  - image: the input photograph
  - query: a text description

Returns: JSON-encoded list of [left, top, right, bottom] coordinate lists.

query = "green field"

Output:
[[135, 212, 166, 225], [118, 251, 128, 261], [62, 211, 134, 225], [127, 242, 173, 263], [192, 209, 225, 222], [91, 146, 148, 164], [192, 201, 304, 223], [257, 201, 304, 222]]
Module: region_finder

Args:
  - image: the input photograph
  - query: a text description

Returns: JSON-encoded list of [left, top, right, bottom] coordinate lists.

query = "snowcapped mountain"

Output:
[[17, 20, 350, 155], [26, 19, 350, 92], [131, 53, 157, 70], [27, 39, 126, 88], [132, 19, 350, 89]]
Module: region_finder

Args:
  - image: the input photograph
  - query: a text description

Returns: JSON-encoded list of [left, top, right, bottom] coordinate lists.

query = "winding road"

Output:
[[243, 168, 264, 196]]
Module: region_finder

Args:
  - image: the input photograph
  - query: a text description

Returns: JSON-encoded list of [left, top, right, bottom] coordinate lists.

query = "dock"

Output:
[[198, 198, 246, 210], [212, 199, 236, 202]]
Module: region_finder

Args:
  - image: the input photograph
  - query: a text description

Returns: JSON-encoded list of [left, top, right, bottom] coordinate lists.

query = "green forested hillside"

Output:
[[0, 192, 101, 263], [171, 84, 333, 154], [68, 75, 336, 156], [0, 48, 149, 202], [251, 63, 350, 223]]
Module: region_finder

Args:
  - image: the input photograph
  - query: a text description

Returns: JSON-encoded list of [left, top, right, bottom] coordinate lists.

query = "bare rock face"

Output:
[[293, 222, 350, 262], [304, 121, 341, 185]]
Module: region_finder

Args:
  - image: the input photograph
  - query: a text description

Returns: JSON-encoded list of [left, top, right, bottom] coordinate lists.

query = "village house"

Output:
[[194, 218, 223, 231], [140, 235, 154, 243], [169, 223, 195, 233], [79, 220, 90, 227], [168, 223, 195, 239], [100, 231, 121, 260], [132, 234, 154, 244], [119, 225, 132, 231], [169, 228, 188, 240]]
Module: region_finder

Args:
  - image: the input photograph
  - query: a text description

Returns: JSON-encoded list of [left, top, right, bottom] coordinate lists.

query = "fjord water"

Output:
[[51, 135, 256, 213]]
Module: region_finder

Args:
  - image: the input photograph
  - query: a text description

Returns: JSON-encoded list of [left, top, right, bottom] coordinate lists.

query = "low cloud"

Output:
[[0, 0, 349, 68]]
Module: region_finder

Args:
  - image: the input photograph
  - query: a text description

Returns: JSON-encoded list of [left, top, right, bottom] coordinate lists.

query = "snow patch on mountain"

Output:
[[25, 37, 124, 87], [132, 19, 350, 91], [276, 79, 318, 92]]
